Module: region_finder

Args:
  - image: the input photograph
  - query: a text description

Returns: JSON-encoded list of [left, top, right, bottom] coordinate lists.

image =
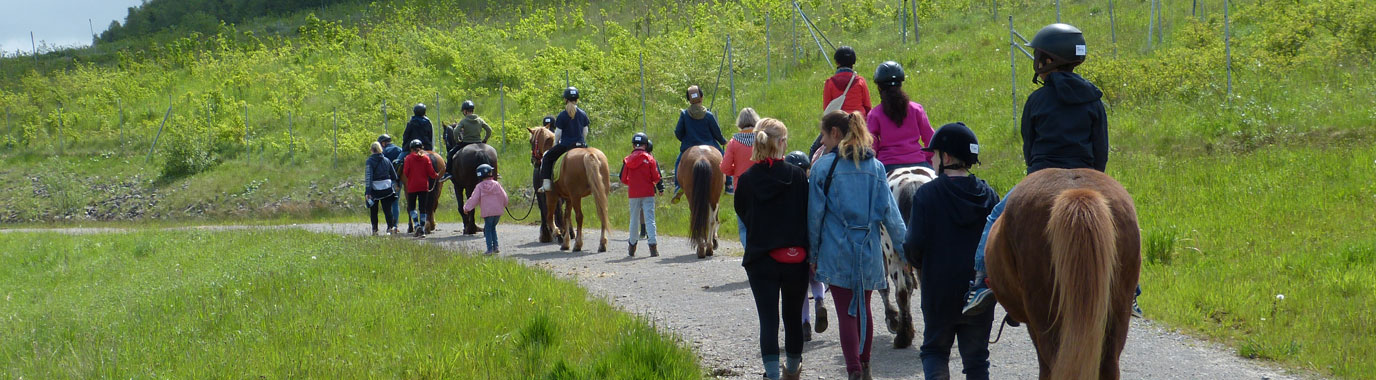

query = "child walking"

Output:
[[402, 139, 439, 237], [463, 164, 508, 254], [620, 133, 662, 257]]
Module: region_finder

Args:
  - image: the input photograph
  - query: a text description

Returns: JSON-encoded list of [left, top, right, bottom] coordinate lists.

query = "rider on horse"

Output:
[[959, 23, 1140, 318], [401, 103, 434, 159], [538, 87, 590, 193], [451, 100, 492, 158], [866, 61, 936, 173], [673, 85, 726, 194]]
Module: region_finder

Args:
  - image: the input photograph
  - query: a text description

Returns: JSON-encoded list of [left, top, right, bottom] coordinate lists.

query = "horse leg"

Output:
[[557, 197, 571, 251], [880, 287, 900, 334], [894, 270, 917, 349], [572, 199, 585, 252], [709, 206, 718, 254], [537, 192, 553, 243]]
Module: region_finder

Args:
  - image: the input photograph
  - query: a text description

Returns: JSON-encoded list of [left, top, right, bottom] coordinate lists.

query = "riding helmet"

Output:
[[542, 115, 555, 126], [377, 134, 393, 143], [784, 150, 812, 171], [409, 139, 424, 150], [631, 132, 651, 147], [562, 87, 580, 101], [461, 100, 476, 112], [834, 46, 857, 68], [874, 61, 905, 88], [1028, 23, 1087, 65], [475, 164, 494, 178], [922, 122, 980, 165], [413, 103, 427, 116]]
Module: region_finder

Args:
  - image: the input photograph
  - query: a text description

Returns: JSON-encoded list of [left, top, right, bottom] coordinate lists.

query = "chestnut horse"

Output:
[[443, 124, 498, 235], [528, 127, 611, 252], [395, 150, 447, 234], [677, 145, 724, 259], [986, 168, 1140, 379]]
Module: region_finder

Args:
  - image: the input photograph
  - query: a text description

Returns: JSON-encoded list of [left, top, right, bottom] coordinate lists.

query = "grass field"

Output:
[[2, 0, 1375, 377], [0, 229, 701, 378]]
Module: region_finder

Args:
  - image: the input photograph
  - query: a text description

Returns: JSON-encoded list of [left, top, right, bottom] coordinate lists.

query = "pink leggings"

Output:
[[829, 286, 874, 374]]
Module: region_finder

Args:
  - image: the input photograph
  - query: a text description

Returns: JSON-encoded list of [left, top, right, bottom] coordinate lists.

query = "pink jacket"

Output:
[[866, 101, 935, 166], [721, 130, 756, 178], [463, 178, 509, 218]]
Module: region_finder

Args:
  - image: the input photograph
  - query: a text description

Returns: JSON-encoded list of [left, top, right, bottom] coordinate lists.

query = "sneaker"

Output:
[[1131, 298, 1144, 318], [648, 244, 659, 257], [814, 302, 828, 333], [538, 179, 552, 193], [962, 286, 996, 316], [628, 243, 637, 257]]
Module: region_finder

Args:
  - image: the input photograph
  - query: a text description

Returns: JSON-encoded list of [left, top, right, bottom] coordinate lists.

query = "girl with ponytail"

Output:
[[807, 110, 907, 380], [867, 61, 936, 173]]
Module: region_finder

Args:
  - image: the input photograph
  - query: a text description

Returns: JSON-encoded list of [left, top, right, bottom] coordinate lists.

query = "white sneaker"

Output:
[[538, 179, 552, 192]]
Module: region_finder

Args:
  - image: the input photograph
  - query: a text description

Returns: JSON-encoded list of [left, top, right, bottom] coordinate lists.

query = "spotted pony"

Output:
[[877, 165, 935, 349]]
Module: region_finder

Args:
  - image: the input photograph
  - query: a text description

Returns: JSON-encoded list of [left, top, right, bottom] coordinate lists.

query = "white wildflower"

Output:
[[1275, 294, 1285, 300]]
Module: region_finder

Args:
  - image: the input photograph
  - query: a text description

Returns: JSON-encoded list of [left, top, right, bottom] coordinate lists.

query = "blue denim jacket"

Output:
[[807, 151, 907, 291]]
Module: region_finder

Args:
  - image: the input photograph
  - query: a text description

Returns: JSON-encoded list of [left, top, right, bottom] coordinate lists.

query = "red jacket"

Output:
[[620, 148, 661, 198], [403, 152, 438, 192], [822, 70, 873, 115]]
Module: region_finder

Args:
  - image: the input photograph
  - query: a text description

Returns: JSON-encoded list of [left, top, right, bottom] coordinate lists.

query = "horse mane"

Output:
[[1046, 187, 1117, 379]]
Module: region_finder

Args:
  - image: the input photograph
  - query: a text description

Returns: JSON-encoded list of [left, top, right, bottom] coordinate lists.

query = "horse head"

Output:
[[527, 127, 556, 167], [442, 123, 458, 151]]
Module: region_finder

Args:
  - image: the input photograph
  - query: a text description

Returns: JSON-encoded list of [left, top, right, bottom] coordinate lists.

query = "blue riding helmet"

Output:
[[475, 164, 495, 178]]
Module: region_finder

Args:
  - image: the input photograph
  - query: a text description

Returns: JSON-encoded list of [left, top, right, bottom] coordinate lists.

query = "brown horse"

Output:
[[985, 168, 1141, 379], [443, 124, 498, 235], [528, 127, 611, 252], [677, 145, 724, 258], [396, 150, 447, 234]]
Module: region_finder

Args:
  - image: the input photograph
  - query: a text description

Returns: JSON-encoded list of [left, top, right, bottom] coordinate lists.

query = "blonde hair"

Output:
[[736, 107, 760, 130], [750, 118, 788, 161], [370, 141, 383, 154], [821, 110, 874, 165]]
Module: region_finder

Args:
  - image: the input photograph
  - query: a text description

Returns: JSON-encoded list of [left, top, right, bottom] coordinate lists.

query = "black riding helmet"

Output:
[[475, 164, 494, 178], [409, 139, 424, 150], [784, 150, 812, 171], [542, 115, 555, 126], [834, 46, 857, 68], [461, 100, 476, 112], [413, 103, 427, 116], [922, 122, 980, 166], [874, 61, 905, 88], [1028, 23, 1087, 77], [631, 132, 651, 147], [563, 87, 580, 101], [377, 134, 393, 143]]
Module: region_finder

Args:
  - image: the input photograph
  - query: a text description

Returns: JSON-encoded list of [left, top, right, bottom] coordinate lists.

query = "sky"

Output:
[[0, 0, 146, 56]]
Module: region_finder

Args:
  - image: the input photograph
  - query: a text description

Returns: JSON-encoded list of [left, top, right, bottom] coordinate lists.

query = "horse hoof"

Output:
[[597, 245, 607, 253], [560, 245, 569, 251]]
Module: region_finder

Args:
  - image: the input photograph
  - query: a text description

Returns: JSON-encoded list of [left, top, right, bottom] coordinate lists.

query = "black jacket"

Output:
[[734, 160, 810, 267], [903, 174, 999, 318], [1021, 72, 1109, 174], [403, 116, 434, 151]]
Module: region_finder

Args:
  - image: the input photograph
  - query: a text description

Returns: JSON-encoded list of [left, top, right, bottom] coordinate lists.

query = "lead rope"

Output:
[[989, 315, 1020, 344]]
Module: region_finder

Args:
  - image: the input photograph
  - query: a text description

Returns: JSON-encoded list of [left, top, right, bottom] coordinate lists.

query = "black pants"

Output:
[[539, 143, 576, 182], [369, 196, 398, 231], [406, 191, 430, 219], [919, 304, 995, 380], [745, 259, 810, 359]]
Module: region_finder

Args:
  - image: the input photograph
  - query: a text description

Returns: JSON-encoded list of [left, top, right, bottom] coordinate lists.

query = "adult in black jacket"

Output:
[[903, 123, 998, 380], [734, 118, 810, 380]]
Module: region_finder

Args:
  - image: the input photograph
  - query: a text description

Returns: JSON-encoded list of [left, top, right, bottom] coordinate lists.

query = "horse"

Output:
[[443, 124, 499, 235], [985, 168, 1141, 379], [527, 127, 611, 252], [395, 150, 447, 234], [527, 127, 562, 243], [677, 145, 724, 259], [876, 165, 936, 349]]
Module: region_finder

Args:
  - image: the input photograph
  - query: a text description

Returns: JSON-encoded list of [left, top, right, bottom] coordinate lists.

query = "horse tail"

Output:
[[1047, 188, 1118, 379], [582, 151, 610, 228], [688, 158, 713, 250]]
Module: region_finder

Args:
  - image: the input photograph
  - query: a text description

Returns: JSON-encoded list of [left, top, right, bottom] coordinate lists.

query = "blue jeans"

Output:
[[628, 197, 657, 245], [737, 216, 747, 248], [483, 216, 500, 252], [973, 185, 1014, 274], [920, 310, 994, 380]]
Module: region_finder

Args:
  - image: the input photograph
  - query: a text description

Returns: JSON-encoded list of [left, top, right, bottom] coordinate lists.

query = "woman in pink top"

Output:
[[463, 164, 509, 254], [866, 61, 935, 173]]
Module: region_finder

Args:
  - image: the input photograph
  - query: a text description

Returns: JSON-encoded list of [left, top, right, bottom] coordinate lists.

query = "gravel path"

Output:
[[6, 223, 1314, 379]]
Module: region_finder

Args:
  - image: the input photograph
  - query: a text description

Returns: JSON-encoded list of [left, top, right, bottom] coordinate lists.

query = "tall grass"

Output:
[[0, 229, 701, 378]]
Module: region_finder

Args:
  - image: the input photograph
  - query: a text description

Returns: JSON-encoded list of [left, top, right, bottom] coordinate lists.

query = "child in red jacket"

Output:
[[620, 133, 662, 257], [402, 139, 439, 237]]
